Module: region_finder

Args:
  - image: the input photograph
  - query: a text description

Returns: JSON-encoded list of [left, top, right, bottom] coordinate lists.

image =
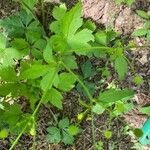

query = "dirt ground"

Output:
[[0, 0, 150, 150]]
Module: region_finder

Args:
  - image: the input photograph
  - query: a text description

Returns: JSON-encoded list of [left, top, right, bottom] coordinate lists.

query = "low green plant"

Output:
[[47, 117, 79, 145], [139, 106, 150, 116], [0, 1, 147, 149], [115, 0, 135, 6], [133, 10, 150, 42]]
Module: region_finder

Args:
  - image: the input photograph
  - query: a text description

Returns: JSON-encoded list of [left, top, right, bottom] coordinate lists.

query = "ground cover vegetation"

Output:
[[0, 0, 149, 149]]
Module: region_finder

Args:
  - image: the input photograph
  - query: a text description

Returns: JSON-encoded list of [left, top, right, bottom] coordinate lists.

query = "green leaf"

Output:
[[50, 21, 61, 34], [0, 104, 4, 110], [0, 48, 22, 68], [115, 56, 128, 80], [83, 19, 96, 31], [33, 39, 47, 50], [50, 35, 68, 52], [115, 0, 124, 5], [95, 31, 107, 46], [0, 10, 34, 38], [59, 3, 94, 54], [62, 3, 82, 39], [115, 101, 125, 113], [104, 130, 112, 139], [81, 60, 95, 78], [115, 0, 135, 5], [62, 55, 78, 69], [11, 38, 30, 50], [0, 129, 9, 139], [68, 125, 79, 135], [40, 68, 56, 91], [68, 29, 94, 54], [139, 106, 150, 116], [92, 103, 105, 115], [22, 0, 38, 11], [11, 38, 30, 55], [0, 104, 23, 128], [58, 73, 76, 92], [50, 4, 67, 34], [133, 75, 143, 85], [144, 21, 150, 28], [0, 83, 20, 97], [136, 10, 149, 19], [98, 89, 134, 103], [0, 67, 18, 82], [134, 128, 143, 138], [132, 28, 148, 37], [31, 48, 43, 59], [20, 64, 50, 79], [43, 41, 54, 64], [52, 4, 67, 20], [146, 30, 150, 42], [62, 130, 74, 145], [44, 88, 63, 109], [53, 72, 59, 88], [126, 0, 135, 6], [25, 21, 42, 44], [58, 118, 69, 129], [47, 127, 61, 143], [0, 33, 6, 49], [0, 16, 24, 37]]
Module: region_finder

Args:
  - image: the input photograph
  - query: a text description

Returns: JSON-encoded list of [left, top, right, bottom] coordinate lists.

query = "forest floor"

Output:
[[0, 0, 150, 150]]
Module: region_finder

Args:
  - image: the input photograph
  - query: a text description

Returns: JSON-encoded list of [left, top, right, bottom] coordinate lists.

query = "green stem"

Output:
[[49, 108, 58, 124], [9, 70, 57, 150], [60, 61, 93, 102], [126, 44, 150, 49], [65, 46, 113, 54], [91, 111, 96, 149], [124, 56, 136, 75], [60, 61, 96, 147], [9, 124, 28, 150], [65, 44, 150, 54]]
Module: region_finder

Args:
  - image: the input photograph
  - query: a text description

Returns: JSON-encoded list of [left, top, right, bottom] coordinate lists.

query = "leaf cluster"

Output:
[[0, 1, 138, 147], [132, 10, 150, 42], [47, 118, 79, 145]]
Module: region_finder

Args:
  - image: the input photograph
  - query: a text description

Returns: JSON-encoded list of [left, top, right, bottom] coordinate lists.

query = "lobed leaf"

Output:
[[44, 88, 63, 109], [58, 73, 76, 92], [20, 64, 50, 79], [98, 89, 134, 104]]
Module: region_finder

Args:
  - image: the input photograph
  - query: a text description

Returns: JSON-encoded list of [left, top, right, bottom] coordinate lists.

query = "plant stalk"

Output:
[[9, 124, 28, 150], [60, 61, 96, 148], [65, 44, 150, 54], [9, 70, 57, 150], [60, 61, 93, 101]]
